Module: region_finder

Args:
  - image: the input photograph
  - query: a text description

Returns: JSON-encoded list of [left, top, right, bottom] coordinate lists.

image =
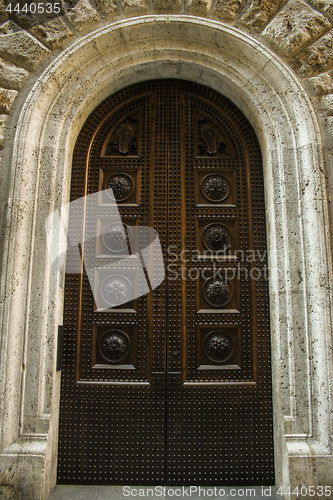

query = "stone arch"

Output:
[[0, 15, 332, 500]]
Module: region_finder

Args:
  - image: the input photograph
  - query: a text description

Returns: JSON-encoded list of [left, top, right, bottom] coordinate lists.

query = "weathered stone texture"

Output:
[[305, 71, 333, 94], [94, 0, 120, 19], [65, 0, 100, 30], [119, 0, 149, 15], [13, 13, 73, 49], [0, 113, 7, 147], [239, 0, 288, 31], [308, 0, 333, 22], [0, 87, 17, 113], [211, 0, 245, 21], [292, 30, 333, 76], [0, 57, 29, 90], [317, 93, 333, 115], [0, 21, 50, 71], [0, 0, 8, 24], [151, 0, 184, 12], [262, 0, 331, 57], [185, 0, 212, 16]]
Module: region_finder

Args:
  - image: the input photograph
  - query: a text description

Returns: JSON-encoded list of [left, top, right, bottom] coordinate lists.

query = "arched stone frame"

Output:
[[0, 15, 332, 500]]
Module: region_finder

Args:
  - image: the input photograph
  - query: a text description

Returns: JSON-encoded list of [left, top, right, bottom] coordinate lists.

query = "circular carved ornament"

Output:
[[202, 223, 230, 252], [203, 331, 234, 363], [103, 223, 131, 253], [99, 330, 130, 363], [107, 173, 134, 201], [204, 277, 231, 307], [101, 274, 132, 306], [201, 174, 229, 202]]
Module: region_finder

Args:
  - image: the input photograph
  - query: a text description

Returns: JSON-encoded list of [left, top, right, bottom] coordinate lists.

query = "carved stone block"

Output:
[[262, 0, 331, 57], [0, 21, 50, 71]]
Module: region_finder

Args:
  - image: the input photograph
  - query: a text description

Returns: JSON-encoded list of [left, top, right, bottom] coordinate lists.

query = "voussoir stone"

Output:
[[211, 0, 245, 21], [317, 93, 333, 115], [0, 113, 7, 147], [262, 0, 331, 57], [151, 0, 184, 13], [0, 21, 50, 71], [13, 13, 73, 49], [185, 0, 212, 16], [0, 57, 29, 90], [305, 71, 333, 95], [308, 0, 333, 23], [65, 0, 100, 30], [0, 87, 17, 113], [0, 0, 8, 24], [93, 0, 119, 18], [119, 0, 149, 15], [239, 0, 288, 31], [292, 30, 333, 76]]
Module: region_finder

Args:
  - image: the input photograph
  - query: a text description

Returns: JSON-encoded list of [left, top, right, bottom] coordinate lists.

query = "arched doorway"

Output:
[[57, 79, 274, 485]]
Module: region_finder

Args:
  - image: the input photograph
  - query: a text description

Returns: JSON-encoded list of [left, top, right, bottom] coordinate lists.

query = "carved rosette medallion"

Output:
[[204, 331, 234, 363], [107, 174, 134, 201], [99, 330, 130, 363], [202, 174, 229, 202], [103, 223, 131, 253], [204, 277, 230, 307], [101, 275, 132, 306], [202, 223, 229, 252]]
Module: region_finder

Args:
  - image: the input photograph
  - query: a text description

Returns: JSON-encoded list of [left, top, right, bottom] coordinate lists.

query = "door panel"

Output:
[[57, 80, 274, 486]]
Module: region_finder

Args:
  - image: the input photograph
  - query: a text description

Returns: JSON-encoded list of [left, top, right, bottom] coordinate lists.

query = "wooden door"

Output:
[[57, 80, 274, 485]]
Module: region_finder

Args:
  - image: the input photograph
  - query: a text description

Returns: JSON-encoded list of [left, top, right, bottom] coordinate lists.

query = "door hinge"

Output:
[[57, 325, 64, 372]]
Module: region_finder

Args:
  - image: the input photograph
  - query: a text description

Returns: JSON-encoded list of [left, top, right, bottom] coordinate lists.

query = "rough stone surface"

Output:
[[65, 0, 100, 30], [0, 21, 50, 71], [239, 0, 288, 31], [308, 0, 333, 22], [211, 0, 245, 21], [0, 0, 8, 24], [0, 10, 332, 500], [292, 30, 333, 76], [94, 0, 119, 19], [13, 14, 73, 49], [184, 0, 212, 16], [119, 0, 149, 15], [0, 87, 17, 113], [151, 0, 184, 13], [0, 57, 29, 90], [0, 113, 7, 147], [262, 0, 331, 57], [317, 93, 333, 115], [305, 71, 333, 94]]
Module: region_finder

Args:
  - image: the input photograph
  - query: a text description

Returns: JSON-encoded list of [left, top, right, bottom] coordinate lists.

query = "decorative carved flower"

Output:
[[108, 175, 132, 200], [204, 176, 227, 201], [100, 331, 129, 362], [205, 225, 228, 251], [206, 279, 229, 305], [104, 224, 129, 252], [205, 332, 233, 362]]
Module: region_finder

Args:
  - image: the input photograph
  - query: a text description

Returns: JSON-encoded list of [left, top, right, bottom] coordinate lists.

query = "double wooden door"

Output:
[[58, 80, 274, 485]]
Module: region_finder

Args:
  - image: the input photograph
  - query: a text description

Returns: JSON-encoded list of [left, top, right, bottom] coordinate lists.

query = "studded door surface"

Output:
[[57, 80, 274, 485]]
